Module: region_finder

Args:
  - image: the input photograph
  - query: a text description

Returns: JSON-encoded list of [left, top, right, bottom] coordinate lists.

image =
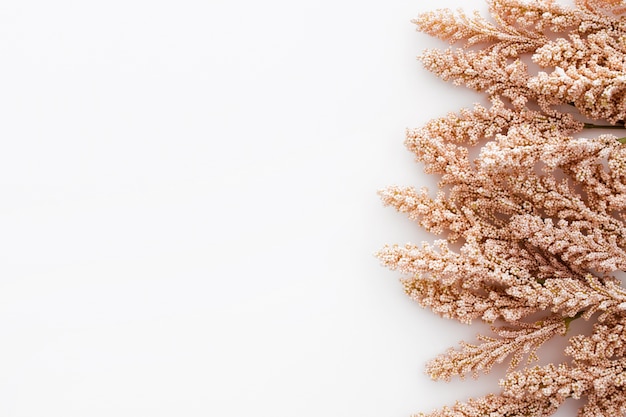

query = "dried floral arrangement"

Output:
[[377, 0, 626, 415]]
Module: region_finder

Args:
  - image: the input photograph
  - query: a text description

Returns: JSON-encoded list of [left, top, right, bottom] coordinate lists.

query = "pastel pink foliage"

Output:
[[377, 1, 626, 415]]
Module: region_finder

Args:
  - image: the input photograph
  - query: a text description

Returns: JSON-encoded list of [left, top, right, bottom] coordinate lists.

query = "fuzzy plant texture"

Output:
[[377, 0, 626, 416]]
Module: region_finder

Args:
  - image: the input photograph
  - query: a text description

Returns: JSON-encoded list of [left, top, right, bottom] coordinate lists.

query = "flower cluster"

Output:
[[378, 1, 626, 416]]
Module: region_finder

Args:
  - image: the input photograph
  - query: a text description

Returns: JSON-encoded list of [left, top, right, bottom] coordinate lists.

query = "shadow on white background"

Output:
[[0, 0, 583, 415]]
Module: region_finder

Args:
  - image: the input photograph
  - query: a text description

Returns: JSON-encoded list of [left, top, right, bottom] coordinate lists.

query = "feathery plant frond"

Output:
[[378, 1, 626, 416]]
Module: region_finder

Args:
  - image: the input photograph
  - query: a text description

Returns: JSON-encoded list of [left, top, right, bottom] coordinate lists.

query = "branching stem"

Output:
[[583, 123, 626, 129]]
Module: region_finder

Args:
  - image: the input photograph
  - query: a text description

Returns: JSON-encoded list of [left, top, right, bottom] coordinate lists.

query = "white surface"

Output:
[[0, 0, 581, 416]]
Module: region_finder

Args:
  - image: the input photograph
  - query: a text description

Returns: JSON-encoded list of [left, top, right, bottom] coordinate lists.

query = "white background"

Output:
[[0, 0, 584, 416]]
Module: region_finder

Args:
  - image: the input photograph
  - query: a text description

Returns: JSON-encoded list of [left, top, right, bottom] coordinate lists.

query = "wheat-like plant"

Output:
[[378, 1, 626, 415]]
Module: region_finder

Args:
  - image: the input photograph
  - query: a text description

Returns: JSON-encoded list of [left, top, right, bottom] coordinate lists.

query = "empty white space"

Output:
[[0, 0, 580, 416]]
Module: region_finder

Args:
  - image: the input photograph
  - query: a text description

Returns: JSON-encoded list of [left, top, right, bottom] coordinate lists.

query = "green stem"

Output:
[[564, 311, 584, 332], [584, 123, 626, 129]]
